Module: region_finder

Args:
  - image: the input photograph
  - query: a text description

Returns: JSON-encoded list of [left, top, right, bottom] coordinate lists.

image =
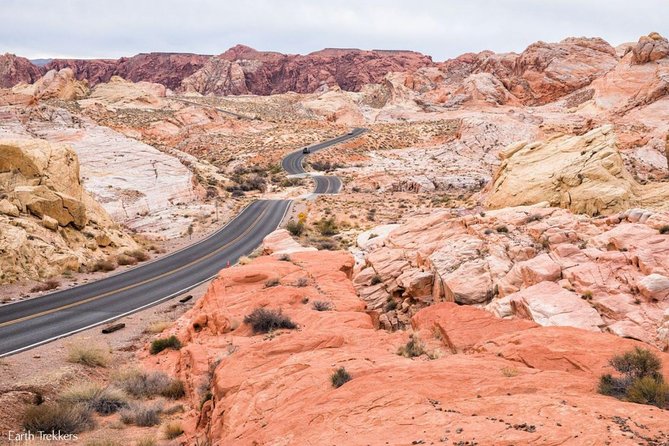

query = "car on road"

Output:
[[347, 130, 354, 135], [302, 147, 310, 154]]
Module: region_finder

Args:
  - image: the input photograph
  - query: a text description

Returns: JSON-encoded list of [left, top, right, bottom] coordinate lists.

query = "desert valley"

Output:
[[1, 22, 669, 446]]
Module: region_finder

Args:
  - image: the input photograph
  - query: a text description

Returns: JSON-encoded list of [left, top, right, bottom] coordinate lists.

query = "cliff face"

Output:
[[181, 45, 435, 95], [0, 53, 42, 88], [44, 52, 211, 90]]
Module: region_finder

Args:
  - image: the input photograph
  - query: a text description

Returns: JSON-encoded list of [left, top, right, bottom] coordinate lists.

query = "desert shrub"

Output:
[[286, 220, 305, 236], [164, 422, 184, 439], [119, 404, 161, 427], [23, 402, 93, 434], [397, 334, 425, 358], [330, 367, 352, 388], [136, 437, 156, 446], [150, 335, 182, 355], [127, 249, 150, 262], [370, 274, 382, 285], [116, 254, 138, 266], [92, 259, 117, 272], [295, 277, 308, 287], [316, 218, 338, 236], [67, 344, 110, 367], [660, 225, 669, 234], [160, 379, 186, 400], [314, 238, 338, 250], [312, 300, 333, 311], [278, 253, 291, 261], [598, 347, 667, 408], [30, 279, 60, 293], [626, 376, 669, 408], [384, 299, 398, 312], [264, 278, 280, 288], [115, 370, 178, 398], [145, 320, 171, 334], [243, 308, 297, 334], [60, 384, 128, 415], [496, 225, 509, 233]]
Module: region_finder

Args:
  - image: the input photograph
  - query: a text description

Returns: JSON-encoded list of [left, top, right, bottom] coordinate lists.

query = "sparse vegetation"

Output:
[[496, 225, 509, 233], [30, 279, 60, 293], [136, 436, 157, 446], [115, 370, 182, 399], [330, 367, 352, 388], [312, 300, 333, 311], [120, 404, 162, 427], [127, 249, 150, 262], [243, 307, 297, 334], [370, 274, 383, 285], [145, 320, 171, 334], [23, 402, 94, 434], [384, 299, 398, 312], [315, 217, 339, 236], [295, 277, 308, 287], [92, 259, 117, 272], [60, 384, 128, 415], [116, 254, 138, 266], [397, 334, 425, 358], [264, 278, 280, 287], [67, 343, 110, 367], [150, 335, 182, 354], [286, 220, 305, 236], [164, 422, 185, 439], [598, 347, 668, 408]]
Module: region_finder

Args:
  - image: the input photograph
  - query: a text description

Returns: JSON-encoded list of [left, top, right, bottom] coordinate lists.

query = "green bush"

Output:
[[598, 347, 667, 408], [286, 220, 305, 236], [243, 308, 296, 334], [150, 336, 182, 355], [330, 367, 352, 388], [626, 376, 669, 407], [316, 218, 339, 236]]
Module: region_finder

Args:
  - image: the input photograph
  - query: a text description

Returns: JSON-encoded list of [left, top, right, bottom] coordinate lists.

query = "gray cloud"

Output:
[[1, 0, 667, 60]]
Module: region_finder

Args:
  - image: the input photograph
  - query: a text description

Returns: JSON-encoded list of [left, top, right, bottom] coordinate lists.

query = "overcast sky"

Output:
[[1, 0, 667, 61]]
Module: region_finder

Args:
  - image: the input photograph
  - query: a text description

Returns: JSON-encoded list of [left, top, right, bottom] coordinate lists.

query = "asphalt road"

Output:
[[0, 128, 365, 356]]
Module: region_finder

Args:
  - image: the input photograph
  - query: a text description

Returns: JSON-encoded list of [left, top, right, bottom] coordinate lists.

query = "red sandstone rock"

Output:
[[0, 53, 42, 88]]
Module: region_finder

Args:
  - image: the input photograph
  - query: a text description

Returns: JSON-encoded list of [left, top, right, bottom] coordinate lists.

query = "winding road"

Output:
[[0, 128, 365, 356]]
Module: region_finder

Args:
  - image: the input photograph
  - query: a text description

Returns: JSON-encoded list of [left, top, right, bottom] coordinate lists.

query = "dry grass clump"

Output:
[[30, 279, 60, 293], [164, 422, 184, 439], [330, 367, 352, 388], [127, 249, 150, 262], [116, 254, 138, 266], [23, 402, 94, 434], [397, 334, 425, 358], [67, 343, 110, 367], [114, 370, 185, 399], [119, 404, 162, 427], [92, 259, 117, 272], [312, 300, 333, 311], [60, 383, 128, 415], [145, 320, 172, 334]]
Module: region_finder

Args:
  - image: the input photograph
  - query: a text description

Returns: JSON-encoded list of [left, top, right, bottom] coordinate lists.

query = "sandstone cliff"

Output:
[[0, 137, 138, 283]]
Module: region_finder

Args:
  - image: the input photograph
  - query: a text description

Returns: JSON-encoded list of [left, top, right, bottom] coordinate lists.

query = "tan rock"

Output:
[[487, 126, 669, 215], [41, 215, 58, 231], [0, 199, 19, 217], [12, 68, 89, 100], [632, 32, 669, 64], [262, 229, 317, 256]]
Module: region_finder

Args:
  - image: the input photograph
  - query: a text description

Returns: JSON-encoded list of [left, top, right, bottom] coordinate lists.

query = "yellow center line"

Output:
[[0, 203, 273, 328]]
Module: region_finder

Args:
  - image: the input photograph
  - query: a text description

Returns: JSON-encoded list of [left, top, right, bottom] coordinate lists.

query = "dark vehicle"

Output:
[[302, 147, 310, 154]]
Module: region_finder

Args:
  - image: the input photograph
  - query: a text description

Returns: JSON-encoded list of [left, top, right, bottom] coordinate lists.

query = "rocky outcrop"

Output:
[[487, 126, 669, 215], [181, 45, 434, 95], [262, 229, 317, 256], [44, 52, 211, 90], [146, 252, 669, 445], [0, 137, 137, 283], [11, 68, 89, 100], [0, 53, 42, 88], [356, 205, 669, 346], [81, 76, 165, 109], [632, 32, 669, 64]]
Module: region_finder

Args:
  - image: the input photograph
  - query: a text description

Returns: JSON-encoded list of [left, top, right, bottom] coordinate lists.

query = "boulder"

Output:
[[41, 215, 58, 231], [14, 185, 87, 228], [0, 199, 19, 217], [632, 32, 669, 64], [638, 273, 669, 301]]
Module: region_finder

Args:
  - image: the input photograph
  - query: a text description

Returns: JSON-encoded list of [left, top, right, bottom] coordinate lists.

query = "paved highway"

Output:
[[0, 129, 364, 356]]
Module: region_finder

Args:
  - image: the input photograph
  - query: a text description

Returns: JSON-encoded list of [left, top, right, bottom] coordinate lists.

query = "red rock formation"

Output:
[[435, 37, 618, 105], [145, 250, 669, 445], [180, 44, 435, 95], [0, 53, 42, 88], [44, 52, 211, 90], [632, 32, 669, 64]]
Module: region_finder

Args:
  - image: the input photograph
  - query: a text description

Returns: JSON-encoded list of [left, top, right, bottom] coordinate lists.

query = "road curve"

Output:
[[0, 128, 365, 356]]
